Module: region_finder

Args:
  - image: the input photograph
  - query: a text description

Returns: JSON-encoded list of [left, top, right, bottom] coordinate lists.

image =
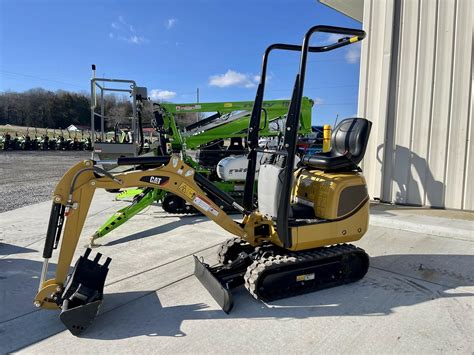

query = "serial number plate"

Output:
[[296, 273, 315, 282]]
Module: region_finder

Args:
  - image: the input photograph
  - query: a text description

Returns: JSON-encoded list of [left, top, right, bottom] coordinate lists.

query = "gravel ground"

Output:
[[0, 151, 90, 212]]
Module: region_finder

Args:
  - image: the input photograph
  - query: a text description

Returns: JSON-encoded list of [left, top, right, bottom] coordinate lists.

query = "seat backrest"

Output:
[[331, 118, 371, 164]]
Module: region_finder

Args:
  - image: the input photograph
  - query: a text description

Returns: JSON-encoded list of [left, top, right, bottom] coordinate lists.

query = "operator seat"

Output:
[[258, 117, 371, 220], [302, 118, 372, 172]]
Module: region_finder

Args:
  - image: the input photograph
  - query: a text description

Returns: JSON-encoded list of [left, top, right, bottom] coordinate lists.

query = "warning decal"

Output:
[[176, 105, 201, 111], [178, 183, 196, 199], [193, 196, 219, 216]]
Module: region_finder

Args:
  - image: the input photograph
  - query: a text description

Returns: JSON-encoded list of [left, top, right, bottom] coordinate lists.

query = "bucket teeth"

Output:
[[103, 257, 112, 268], [93, 252, 102, 263]]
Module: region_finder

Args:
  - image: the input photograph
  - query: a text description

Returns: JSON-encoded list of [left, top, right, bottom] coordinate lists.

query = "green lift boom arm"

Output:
[[90, 98, 313, 245], [158, 98, 313, 150]]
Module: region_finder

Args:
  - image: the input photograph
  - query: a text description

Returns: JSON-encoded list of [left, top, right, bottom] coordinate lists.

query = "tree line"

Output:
[[0, 88, 201, 130], [0, 88, 141, 129]]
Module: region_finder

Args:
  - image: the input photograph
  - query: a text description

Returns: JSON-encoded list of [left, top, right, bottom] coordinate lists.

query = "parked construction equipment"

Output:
[[89, 66, 149, 162], [0, 127, 93, 151], [33, 25, 369, 336], [89, 98, 314, 244]]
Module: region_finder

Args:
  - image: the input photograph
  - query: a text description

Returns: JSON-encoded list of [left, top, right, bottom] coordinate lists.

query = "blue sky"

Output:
[[0, 0, 362, 126]]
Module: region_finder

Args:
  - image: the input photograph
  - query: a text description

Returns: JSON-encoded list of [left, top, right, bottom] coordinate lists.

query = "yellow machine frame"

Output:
[[34, 154, 368, 309]]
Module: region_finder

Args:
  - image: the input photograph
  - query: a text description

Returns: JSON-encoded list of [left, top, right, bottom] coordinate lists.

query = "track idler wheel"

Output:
[[58, 248, 111, 335], [217, 237, 254, 264]]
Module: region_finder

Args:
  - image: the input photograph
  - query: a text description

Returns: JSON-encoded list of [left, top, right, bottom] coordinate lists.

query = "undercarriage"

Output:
[[196, 239, 369, 312]]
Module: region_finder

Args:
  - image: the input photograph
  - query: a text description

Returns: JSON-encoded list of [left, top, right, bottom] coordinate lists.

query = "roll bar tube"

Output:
[[243, 26, 365, 211], [243, 43, 329, 210], [276, 25, 366, 248]]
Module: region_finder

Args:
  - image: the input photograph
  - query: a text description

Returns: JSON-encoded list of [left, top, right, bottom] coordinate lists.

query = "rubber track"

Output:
[[216, 237, 252, 264], [162, 204, 198, 215], [244, 243, 368, 301], [162, 194, 242, 215], [162, 194, 199, 215]]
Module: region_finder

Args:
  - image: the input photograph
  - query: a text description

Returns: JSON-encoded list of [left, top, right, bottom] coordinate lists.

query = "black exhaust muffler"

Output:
[[59, 248, 111, 335]]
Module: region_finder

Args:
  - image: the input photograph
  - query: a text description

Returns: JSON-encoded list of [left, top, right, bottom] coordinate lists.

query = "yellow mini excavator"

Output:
[[34, 25, 371, 335]]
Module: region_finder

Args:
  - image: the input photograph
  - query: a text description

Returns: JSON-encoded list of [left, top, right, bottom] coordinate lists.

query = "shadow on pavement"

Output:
[[80, 253, 474, 340], [1, 253, 473, 351], [0, 258, 49, 323], [0, 242, 37, 256], [104, 216, 207, 247]]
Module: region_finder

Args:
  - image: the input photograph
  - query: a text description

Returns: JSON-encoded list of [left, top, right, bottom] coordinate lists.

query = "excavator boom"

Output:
[[34, 155, 247, 333]]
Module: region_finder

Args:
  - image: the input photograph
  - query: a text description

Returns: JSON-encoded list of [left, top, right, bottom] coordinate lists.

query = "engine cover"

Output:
[[293, 169, 368, 220]]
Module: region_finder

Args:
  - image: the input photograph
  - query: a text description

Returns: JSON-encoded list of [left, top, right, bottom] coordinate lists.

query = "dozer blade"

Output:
[[58, 248, 111, 335], [194, 256, 234, 313], [60, 299, 102, 336]]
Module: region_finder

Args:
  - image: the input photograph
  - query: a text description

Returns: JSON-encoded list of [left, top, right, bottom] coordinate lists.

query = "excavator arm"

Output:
[[34, 155, 246, 334]]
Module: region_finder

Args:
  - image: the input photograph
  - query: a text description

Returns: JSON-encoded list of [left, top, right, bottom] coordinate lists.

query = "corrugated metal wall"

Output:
[[358, 0, 473, 210]]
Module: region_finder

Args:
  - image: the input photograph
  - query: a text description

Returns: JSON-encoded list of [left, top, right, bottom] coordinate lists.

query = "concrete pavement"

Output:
[[0, 192, 473, 354]]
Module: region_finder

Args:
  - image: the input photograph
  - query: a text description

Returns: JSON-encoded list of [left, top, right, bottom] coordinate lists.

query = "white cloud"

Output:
[[150, 89, 177, 101], [109, 16, 147, 44], [165, 18, 177, 29], [314, 97, 324, 105], [323, 34, 362, 63], [325, 33, 345, 44], [128, 35, 146, 44], [345, 43, 361, 64], [118, 15, 135, 32], [209, 70, 260, 88]]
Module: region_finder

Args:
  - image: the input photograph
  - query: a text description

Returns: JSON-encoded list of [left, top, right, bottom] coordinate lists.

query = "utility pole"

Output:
[[196, 88, 200, 104]]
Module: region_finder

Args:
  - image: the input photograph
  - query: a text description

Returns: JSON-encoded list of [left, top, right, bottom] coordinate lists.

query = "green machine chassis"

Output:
[[90, 98, 313, 245]]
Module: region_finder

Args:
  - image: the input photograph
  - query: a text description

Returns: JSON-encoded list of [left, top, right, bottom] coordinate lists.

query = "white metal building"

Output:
[[321, 0, 473, 210]]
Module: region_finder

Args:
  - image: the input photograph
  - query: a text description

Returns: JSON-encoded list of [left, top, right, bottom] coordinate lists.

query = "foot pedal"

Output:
[[194, 256, 234, 313], [59, 248, 111, 335]]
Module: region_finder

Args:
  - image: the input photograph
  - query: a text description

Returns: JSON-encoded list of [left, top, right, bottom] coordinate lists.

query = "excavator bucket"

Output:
[[193, 256, 234, 313], [59, 248, 111, 335], [60, 299, 103, 336]]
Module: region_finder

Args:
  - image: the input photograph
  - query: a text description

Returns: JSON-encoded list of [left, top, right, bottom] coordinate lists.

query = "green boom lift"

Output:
[[89, 98, 313, 246]]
